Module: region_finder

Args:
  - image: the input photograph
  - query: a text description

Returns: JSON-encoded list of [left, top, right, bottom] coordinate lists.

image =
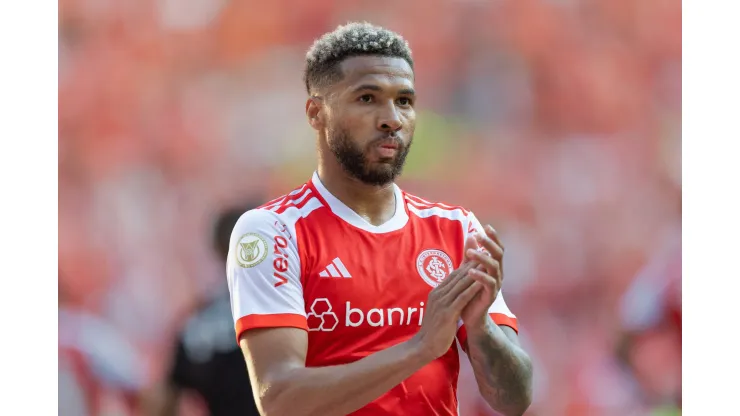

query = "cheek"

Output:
[[342, 116, 375, 139], [403, 113, 416, 132], [332, 109, 360, 128]]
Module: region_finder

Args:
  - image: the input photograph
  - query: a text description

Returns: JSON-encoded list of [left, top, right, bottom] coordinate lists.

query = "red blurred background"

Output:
[[58, 1, 681, 415]]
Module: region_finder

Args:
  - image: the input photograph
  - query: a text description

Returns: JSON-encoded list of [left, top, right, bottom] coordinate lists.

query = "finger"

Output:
[[463, 235, 479, 254], [441, 273, 477, 303], [439, 261, 480, 299], [450, 281, 484, 311], [477, 231, 504, 261], [468, 268, 500, 291], [436, 259, 473, 289], [466, 249, 500, 277], [435, 261, 476, 293], [469, 269, 500, 303], [481, 226, 505, 278], [484, 225, 505, 253]]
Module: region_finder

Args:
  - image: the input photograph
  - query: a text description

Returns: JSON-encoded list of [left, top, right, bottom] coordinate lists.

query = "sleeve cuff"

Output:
[[235, 313, 308, 343], [456, 313, 519, 350]]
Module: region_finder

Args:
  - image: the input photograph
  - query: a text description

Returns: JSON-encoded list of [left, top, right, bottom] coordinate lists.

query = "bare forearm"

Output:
[[260, 339, 429, 416], [466, 320, 533, 416]]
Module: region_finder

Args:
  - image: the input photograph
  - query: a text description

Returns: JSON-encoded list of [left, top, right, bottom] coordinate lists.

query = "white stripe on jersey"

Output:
[[406, 203, 468, 222], [276, 197, 323, 223]]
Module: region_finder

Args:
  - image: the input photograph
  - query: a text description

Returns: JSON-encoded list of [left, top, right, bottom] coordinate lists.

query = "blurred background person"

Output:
[[59, 0, 681, 414], [148, 206, 261, 416], [617, 230, 682, 415], [59, 277, 147, 415]]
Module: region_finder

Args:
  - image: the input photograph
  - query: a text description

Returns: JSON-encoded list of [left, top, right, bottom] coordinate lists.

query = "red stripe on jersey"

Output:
[[305, 181, 332, 209], [274, 194, 317, 214], [258, 185, 308, 210], [404, 193, 470, 214], [259, 190, 295, 209], [259, 197, 284, 210], [405, 198, 437, 210], [265, 186, 311, 212], [404, 195, 470, 214], [235, 313, 308, 342]]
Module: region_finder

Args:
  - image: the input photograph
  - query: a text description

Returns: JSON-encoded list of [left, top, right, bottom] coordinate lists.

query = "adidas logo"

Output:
[[319, 257, 352, 279]]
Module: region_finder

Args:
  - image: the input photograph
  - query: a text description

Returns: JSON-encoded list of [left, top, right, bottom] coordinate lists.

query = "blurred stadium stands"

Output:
[[58, 0, 681, 414]]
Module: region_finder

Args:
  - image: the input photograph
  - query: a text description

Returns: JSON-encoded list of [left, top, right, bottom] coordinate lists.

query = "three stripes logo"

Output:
[[319, 257, 352, 279]]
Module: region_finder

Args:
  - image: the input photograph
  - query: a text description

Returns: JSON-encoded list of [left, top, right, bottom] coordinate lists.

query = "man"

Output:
[[155, 207, 260, 416], [227, 22, 533, 416]]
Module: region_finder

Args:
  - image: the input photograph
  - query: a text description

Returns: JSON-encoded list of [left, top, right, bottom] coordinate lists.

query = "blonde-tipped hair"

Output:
[[303, 22, 413, 94]]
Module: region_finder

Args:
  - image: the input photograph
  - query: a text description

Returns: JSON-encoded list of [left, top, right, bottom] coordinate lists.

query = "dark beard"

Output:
[[328, 128, 412, 186]]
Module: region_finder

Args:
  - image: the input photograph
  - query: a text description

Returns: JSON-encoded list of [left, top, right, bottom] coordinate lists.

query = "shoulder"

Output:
[[234, 183, 325, 233], [232, 208, 282, 234], [402, 190, 474, 222]]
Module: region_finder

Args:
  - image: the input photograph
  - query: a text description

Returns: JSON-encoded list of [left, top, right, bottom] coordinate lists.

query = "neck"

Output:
[[317, 158, 397, 227]]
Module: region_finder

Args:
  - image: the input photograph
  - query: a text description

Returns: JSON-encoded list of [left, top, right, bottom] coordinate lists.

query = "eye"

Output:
[[397, 97, 413, 106], [359, 94, 374, 103]]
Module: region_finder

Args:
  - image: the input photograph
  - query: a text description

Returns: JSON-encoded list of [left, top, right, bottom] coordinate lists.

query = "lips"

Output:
[[377, 146, 398, 158], [375, 136, 402, 150]]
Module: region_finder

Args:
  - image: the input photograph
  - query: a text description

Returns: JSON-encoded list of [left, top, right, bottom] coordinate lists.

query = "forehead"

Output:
[[338, 56, 414, 91]]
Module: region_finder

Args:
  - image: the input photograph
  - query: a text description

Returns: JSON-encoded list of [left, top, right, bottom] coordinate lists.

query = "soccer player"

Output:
[[155, 207, 260, 416], [227, 22, 533, 416]]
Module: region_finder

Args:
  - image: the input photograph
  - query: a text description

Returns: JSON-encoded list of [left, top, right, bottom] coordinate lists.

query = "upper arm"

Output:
[[456, 211, 520, 349], [499, 325, 521, 346], [226, 209, 309, 401], [239, 327, 308, 399]]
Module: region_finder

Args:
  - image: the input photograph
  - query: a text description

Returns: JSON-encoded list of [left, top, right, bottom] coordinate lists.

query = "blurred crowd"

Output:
[[58, 0, 681, 415]]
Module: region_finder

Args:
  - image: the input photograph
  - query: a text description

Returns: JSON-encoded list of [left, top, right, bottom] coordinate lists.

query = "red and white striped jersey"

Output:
[[227, 172, 518, 416]]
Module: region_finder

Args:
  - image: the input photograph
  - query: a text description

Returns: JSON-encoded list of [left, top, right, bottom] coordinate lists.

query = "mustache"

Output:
[[370, 134, 405, 148]]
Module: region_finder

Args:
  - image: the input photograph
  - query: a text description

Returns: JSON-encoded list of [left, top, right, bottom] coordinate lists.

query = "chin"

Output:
[[366, 168, 400, 185]]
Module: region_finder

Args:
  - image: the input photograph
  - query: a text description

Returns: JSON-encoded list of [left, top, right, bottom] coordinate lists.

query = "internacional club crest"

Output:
[[235, 233, 268, 268], [416, 249, 454, 287]]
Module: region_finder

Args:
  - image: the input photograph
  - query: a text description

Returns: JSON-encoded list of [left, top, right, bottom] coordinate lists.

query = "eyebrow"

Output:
[[351, 84, 416, 96]]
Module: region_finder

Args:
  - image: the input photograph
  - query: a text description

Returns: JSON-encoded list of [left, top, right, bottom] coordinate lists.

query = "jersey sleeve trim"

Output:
[[490, 313, 519, 332], [456, 313, 519, 351], [235, 313, 308, 342]]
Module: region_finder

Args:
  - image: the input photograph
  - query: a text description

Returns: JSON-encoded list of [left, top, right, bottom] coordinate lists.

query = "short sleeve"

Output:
[[227, 209, 307, 342], [456, 212, 519, 348]]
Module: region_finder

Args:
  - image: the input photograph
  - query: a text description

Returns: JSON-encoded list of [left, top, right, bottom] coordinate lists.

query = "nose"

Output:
[[377, 103, 402, 133]]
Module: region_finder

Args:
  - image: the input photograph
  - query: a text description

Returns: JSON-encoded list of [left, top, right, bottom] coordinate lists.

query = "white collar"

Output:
[[311, 171, 409, 234]]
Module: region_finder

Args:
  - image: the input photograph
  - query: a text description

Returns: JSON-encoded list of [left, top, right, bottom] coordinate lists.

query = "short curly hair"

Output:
[[303, 22, 414, 95]]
